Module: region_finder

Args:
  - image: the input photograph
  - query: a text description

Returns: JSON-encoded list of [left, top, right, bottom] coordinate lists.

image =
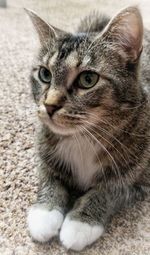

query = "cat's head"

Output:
[[27, 7, 143, 136]]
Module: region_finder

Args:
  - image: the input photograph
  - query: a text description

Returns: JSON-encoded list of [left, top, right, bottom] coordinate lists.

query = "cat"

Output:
[[26, 6, 150, 251]]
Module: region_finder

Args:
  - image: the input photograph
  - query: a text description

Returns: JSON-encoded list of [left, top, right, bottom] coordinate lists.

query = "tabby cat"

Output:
[[26, 6, 150, 251]]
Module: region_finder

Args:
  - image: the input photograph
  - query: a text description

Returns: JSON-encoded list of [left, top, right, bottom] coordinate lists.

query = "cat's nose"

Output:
[[44, 104, 62, 116], [44, 89, 66, 116]]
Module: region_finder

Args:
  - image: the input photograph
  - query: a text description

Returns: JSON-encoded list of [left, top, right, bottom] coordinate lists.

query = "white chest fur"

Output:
[[56, 135, 99, 190]]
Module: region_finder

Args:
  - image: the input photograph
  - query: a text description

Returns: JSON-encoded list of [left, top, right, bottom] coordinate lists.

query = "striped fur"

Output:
[[27, 6, 150, 251]]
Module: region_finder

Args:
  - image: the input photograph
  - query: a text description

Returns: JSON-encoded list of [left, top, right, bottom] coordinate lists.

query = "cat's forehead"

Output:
[[41, 33, 92, 68]]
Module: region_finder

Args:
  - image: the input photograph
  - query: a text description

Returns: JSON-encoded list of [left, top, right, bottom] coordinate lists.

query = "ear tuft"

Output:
[[25, 8, 57, 45], [103, 6, 143, 61]]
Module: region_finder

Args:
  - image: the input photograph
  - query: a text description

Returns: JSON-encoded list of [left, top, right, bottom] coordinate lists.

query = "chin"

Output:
[[46, 120, 78, 136], [38, 105, 78, 136]]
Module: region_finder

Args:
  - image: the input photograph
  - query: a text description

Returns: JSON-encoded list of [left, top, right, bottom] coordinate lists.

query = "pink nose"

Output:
[[44, 104, 61, 116]]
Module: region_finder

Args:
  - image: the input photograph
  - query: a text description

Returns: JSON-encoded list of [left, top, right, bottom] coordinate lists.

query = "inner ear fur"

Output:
[[102, 6, 143, 62], [25, 9, 65, 45]]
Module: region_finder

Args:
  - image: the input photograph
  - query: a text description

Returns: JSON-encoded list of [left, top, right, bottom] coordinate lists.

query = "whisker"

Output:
[[87, 112, 139, 160], [79, 126, 107, 187], [84, 120, 131, 166], [73, 131, 84, 177], [83, 125, 126, 186], [88, 110, 146, 137], [83, 120, 137, 185], [81, 125, 124, 186]]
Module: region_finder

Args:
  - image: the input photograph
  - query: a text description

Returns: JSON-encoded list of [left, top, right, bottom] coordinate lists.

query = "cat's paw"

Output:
[[27, 206, 64, 242], [60, 216, 104, 251]]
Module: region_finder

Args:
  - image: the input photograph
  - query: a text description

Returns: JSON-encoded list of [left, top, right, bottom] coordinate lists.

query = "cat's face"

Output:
[[28, 7, 143, 136], [31, 34, 115, 136]]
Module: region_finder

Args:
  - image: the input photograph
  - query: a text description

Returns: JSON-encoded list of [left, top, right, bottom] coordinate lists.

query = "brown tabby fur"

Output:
[[26, 6, 150, 250]]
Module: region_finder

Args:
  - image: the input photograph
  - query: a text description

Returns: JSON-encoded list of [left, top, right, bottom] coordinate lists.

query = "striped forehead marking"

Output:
[[65, 51, 79, 67], [43, 52, 49, 65], [81, 55, 91, 67], [49, 50, 79, 69], [49, 51, 58, 66]]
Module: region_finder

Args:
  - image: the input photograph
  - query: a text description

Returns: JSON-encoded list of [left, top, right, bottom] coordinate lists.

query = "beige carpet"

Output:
[[1, 0, 150, 254]]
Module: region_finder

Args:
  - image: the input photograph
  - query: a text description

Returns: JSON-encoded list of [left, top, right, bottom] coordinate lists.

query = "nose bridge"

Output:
[[44, 88, 64, 106], [52, 60, 68, 86]]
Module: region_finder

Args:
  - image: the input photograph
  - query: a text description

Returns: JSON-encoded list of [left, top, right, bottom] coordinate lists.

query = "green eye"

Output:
[[78, 71, 99, 89], [39, 67, 52, 83]]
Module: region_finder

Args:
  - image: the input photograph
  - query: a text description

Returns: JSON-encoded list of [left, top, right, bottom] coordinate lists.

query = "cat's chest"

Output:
[[56, 136, 99, 190]]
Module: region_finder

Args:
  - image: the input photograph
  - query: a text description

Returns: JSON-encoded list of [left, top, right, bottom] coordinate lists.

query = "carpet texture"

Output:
[[1, 0, 150, 254]]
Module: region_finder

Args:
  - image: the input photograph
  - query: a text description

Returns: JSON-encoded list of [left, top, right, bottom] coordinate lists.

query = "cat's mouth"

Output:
[[38, 105, 82, 135]]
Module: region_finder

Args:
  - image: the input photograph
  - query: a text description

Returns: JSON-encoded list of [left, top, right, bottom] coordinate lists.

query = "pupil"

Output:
[[44, 69, 49, 78], [85, 75, 92, 84]]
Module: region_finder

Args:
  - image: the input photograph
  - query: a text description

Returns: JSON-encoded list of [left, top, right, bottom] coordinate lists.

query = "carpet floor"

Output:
[[1, 0, 150, 254]]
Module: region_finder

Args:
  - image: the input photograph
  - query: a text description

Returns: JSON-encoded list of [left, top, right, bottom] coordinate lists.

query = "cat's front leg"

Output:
[[60, 185, 143, 251], [60, 188, 104, 251], [27, 175, 69, 243]]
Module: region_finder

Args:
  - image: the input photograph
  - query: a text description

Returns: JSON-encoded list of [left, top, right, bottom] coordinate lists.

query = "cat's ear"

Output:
[[101, 6, 143, 61], [25, 9, 64, 45]]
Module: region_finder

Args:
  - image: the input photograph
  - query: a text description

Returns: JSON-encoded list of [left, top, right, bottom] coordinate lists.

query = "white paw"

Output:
[[27, 206, 64, 242], [60, 216, 104, 251]]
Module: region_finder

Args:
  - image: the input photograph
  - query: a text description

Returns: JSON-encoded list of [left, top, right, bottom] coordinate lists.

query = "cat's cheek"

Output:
[[60, 216, 104, 251], [27, 206, 64, 242]]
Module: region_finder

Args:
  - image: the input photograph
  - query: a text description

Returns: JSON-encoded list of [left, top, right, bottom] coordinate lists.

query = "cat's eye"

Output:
[[38, 67, 52, 83], [78, 71, 99, 89]]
